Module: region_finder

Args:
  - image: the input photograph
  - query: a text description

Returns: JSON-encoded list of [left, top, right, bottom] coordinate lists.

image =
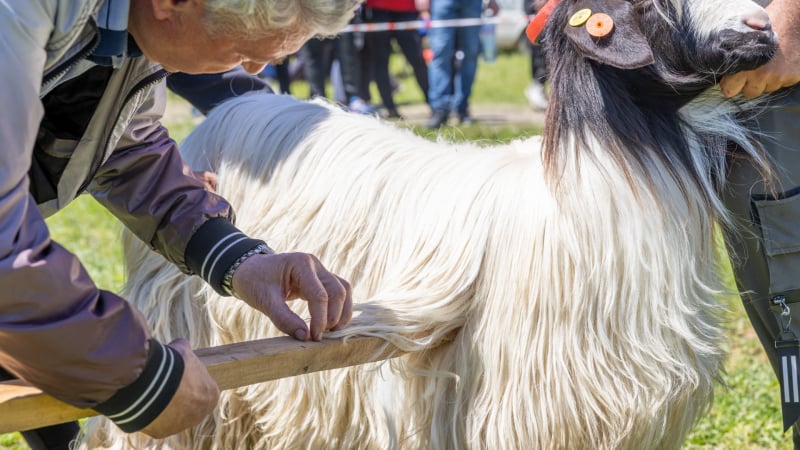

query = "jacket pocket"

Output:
[[752, 188, 800, 294]]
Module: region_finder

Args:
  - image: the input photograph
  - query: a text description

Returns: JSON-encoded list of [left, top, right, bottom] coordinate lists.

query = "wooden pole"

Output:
[[0, 335, 408, 434]]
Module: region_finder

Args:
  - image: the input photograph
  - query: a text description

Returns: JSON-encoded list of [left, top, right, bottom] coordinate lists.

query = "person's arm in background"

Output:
[[720, 0, 800, 98], [166, 66, 274, 116], [415, 0, 430, 20]]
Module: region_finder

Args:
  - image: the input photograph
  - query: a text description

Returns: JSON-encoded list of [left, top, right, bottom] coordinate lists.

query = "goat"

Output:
[[80, 0, 776, 448]]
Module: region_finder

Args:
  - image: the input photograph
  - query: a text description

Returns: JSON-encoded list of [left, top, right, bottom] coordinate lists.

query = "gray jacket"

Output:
[[0, 0, 263, 431]]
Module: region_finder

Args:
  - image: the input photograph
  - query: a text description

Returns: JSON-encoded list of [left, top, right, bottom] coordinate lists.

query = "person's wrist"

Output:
[[221, 243, 274, 297], [93, 340, 185, 433]]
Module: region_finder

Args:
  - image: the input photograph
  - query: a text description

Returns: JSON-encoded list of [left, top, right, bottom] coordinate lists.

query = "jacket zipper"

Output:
[[76, 68, 170, 194], [41, 34, 100, 89]]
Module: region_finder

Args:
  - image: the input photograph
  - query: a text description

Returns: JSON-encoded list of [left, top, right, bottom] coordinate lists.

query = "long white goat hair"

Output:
[[81, 88, 734, 449]]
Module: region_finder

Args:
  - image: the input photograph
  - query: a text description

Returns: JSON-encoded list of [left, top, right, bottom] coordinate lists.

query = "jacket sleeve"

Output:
[[0, 1, 183, 431], [88, 81, 266, 295], [166, 66, 274, 116]]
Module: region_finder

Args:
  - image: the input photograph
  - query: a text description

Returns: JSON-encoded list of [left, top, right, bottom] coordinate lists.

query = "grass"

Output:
[[2, 50, 792, 449]]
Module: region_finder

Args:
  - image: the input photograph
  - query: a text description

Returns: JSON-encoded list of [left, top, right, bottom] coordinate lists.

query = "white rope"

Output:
[[339, 14, 534, 33]]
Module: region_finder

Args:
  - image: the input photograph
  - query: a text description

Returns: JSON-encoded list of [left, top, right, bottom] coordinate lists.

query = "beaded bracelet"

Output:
[[221, 243, 274, 296]]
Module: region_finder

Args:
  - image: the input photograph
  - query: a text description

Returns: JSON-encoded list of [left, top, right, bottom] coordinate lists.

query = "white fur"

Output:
[[80, 91, 735, 449]]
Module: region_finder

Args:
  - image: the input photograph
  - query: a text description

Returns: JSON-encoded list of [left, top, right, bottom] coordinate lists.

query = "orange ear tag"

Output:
[[586, 12, 614, 38], [569, 9, 592, 27]]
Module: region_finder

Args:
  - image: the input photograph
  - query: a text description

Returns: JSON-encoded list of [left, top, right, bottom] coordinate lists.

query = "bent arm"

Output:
[[0, 2, 183, 431]]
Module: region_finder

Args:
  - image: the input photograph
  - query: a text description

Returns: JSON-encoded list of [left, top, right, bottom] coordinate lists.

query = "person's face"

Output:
[[129, 0, 312, 74]]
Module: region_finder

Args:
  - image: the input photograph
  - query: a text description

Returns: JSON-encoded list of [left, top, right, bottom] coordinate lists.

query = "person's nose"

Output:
[[241, 61, 267, 75]]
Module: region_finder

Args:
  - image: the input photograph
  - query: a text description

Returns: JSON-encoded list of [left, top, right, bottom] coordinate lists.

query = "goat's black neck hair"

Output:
[[540, 0, 722, 203]]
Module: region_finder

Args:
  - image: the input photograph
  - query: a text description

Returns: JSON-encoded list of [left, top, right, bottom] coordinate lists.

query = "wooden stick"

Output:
[[0, 335, 409, 434]]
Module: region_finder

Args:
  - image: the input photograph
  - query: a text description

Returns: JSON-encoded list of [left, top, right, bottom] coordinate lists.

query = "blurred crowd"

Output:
[[249, 0, 549, 128]]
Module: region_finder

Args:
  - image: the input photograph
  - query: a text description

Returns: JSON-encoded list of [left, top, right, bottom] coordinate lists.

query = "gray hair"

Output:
[[202, 0, 362, 40]]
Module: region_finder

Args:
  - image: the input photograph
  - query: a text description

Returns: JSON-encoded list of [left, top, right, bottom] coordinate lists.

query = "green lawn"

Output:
[[2, 50, 792, 449]]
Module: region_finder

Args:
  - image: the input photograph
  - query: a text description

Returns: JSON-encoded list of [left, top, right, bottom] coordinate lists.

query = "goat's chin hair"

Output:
[[78, 93, 728, 450]]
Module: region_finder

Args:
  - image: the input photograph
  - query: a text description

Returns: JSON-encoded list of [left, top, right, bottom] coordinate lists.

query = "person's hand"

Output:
[[139, 339, 220, 438], [720, 0, 800, 99], [192, 171, 218, 192], [720, 46, 800, 99], [231, 253, 353, 341]]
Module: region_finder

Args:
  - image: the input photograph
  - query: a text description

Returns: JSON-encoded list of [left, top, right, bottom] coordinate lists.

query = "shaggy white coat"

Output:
[[79, 0, 774, 447], [82, 91, 748, 450]]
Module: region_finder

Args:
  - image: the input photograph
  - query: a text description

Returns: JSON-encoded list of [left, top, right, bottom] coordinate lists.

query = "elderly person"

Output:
[[0, 0, 360, 445]]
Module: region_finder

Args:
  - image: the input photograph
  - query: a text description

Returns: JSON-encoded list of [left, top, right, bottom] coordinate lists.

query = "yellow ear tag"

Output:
[[569, 8, 593, 27]]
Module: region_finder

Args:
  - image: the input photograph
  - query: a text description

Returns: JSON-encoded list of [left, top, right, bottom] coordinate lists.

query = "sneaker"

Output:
[[385, 108, 403, 120], [423, 109, 449, 129], [524, 81, 548, 111], [348, 96, 376, 115], [458, 114, 475, 125]]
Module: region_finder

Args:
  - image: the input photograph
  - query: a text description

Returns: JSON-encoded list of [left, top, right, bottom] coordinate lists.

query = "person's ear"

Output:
[[150, 0, 195, 21]]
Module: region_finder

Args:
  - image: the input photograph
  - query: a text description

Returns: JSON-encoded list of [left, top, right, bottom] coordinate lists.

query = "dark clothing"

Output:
[[363, 8, 429, 112], [302, 33, 363, 102], [167, 67, 274, 115], [721, 86, 800, 443], [529, 41, 548, 83]]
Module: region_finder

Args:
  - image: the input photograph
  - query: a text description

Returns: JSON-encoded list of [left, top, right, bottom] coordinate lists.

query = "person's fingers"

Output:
[[741, 76, 768, 99], [192, 171, 218, 192], [330, 276, 352, 331], [317, 272, 346, 330], [167, 340, 219, 401], [763, 77, 785, 94], [232, 252, 354, 340], [289, 255, 330, 340], [720, 71, 749, 98], [205, 172, 218, 191], [255, 284, 311, 341]]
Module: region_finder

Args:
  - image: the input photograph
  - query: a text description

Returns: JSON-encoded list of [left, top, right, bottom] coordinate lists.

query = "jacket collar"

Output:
[[90, 0, 141, 67]]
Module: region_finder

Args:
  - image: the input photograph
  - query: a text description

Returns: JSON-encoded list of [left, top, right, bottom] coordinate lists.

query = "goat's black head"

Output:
[[543, 0, 776, 104], [540, 0, 777, 204]]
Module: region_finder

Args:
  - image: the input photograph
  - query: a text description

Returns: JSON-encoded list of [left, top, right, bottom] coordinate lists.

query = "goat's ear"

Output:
[[563, 0, 654, 69]]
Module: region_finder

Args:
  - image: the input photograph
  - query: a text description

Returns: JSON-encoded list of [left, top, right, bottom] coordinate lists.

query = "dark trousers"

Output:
[[363, 8, 429, 111], [721, 86, 800, 447], [301, 33, 362, 102], [0, 366, 80, 450], [529, 41, 548, 83]]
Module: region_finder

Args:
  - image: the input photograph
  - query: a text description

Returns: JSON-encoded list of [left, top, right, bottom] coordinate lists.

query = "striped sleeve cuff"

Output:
[[184, 217, 267, 296], [93, 339, 184, 433]]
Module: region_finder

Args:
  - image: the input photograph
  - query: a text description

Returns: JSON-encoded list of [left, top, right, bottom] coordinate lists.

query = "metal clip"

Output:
[[773, 295, 795, 338]]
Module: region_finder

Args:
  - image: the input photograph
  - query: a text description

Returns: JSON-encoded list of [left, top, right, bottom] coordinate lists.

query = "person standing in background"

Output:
[[524, 0, 549, 111], [301, 13, 375, 114], [362, 0, 430, 119], [419, 0, 499, 129]]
